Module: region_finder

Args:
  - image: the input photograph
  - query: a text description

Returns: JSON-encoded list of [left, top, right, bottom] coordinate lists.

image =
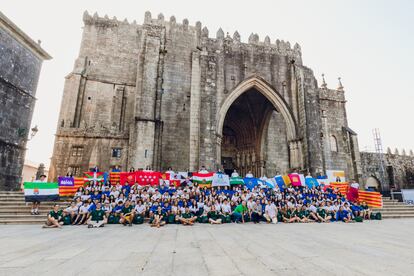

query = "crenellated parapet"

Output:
[[82, 11, 138, 28], [82, 10, 302, 62]]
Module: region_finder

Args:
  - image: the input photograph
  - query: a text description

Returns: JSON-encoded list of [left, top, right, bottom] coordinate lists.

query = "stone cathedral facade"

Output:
[[49, 11, 362, 182]]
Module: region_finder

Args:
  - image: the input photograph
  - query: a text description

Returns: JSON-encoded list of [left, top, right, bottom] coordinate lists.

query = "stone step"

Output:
[[0, 208, 54, 212], [0, 210, 49, 215], [381, 214, 414, 219], [0, 219, 46, 225], [377, 208, 414, 212], [377, 211, 414, 215], [0, 202, 70, 206], [0, 191, 24, 195], [0, 214, 47, 219], [381, 205, 411, 208], [382, 203, 410, 207]]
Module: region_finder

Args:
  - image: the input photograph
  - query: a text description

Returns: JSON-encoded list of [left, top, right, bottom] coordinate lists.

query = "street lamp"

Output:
[[29, 125, 38, 140]]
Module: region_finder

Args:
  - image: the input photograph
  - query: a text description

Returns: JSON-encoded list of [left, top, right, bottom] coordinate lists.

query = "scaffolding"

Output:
[[373, 128, 387, 190]]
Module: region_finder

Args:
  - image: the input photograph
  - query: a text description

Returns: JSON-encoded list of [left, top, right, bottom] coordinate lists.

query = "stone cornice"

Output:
[[0, 11, 52, 60]]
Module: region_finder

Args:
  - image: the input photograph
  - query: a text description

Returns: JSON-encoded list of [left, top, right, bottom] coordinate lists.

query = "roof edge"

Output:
[[0, 11, 52, 60]]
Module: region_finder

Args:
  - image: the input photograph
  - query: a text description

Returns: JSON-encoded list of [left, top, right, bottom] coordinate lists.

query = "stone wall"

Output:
[[0, 12, 50, 190], [49, 11, 360, 181], [360, 151, 414, 191]]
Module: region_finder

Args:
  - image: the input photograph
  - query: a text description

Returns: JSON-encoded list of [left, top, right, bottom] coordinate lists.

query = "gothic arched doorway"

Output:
[[217, 76, 300, 177]]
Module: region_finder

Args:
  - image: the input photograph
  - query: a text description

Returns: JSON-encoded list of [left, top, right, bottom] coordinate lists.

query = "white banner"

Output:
[[326, 170, 346, 183], [212, 173, 230, 187], [401, 189, 414, 204]]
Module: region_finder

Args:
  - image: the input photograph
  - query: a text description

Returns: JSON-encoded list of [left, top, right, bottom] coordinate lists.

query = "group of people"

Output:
[[42, 168, 377, 228]]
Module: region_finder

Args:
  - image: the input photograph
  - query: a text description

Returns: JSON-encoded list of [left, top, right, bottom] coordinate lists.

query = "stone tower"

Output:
[[49, 11, 361, 181]]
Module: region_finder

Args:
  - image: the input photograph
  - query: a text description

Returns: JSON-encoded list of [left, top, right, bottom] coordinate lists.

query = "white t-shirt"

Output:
[[265, 204, 277, 218], [308, 205, 317, 213], [65, 206, 78, 214], [221, 203, 231, 214], [79, 205, 89, 214], [134, 205, 146, 214]]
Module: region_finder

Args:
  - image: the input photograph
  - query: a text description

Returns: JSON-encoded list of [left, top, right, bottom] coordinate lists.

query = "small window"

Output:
[[68, 166, 81, 176], [330, 135, 338, 152], [71, 146, 84, 157], [112, 148, 122, 158]]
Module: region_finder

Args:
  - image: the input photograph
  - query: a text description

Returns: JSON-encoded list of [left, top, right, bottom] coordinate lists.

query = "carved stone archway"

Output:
[[216, 76, 301, 172]]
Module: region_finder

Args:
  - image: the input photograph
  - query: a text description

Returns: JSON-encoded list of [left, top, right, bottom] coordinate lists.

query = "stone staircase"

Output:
[[373, 197, 414, 219], [1, 192, 414, 224], [0, 191, 69, 224]]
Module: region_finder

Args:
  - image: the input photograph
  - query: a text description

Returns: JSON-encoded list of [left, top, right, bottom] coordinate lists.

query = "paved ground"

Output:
[[0, 220, 413, 276]]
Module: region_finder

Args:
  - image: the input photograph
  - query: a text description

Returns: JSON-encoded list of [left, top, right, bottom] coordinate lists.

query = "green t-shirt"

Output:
[[317, 208, 326, 217], [122, 205, 133, 214], [208, 211, 219, 220], [49, 210, 62, 220], [182, 212, 193, 219], [234, 204, 248, 214], [286, 209, 293, 218], [91, 209, 105, 221]]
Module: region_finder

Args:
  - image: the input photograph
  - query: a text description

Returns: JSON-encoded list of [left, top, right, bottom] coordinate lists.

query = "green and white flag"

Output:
[[24, 182, 59, 202], [230, 176, 245, 185]]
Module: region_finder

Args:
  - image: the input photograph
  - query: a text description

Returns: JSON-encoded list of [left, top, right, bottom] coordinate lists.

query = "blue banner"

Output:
[[243, 177, 258, 190]]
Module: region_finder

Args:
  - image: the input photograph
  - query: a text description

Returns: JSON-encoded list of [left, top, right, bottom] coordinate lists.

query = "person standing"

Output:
[[31, 174, 47, 215]]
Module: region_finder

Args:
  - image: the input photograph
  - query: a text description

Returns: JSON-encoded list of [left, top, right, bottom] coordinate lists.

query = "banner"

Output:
[[305, 177, 319, 188], [401, 189, 414, 204], [330, 182, 349, 195], [358, 190, 383, 208], [110, 172, 121, 185], [212, 173, 230, 187], [24, 182, 59, 202], [274, 175, 286, 190], [59, 177, 84, 196], [58, 177, 74, 186], [120, 172, 136, 185], [84, 172, 104, 184], [192, 172, 214, 185], [243, 177, 258, 190], [161, 172, 182, 187], [258, 179, 275, 189], [136, 171, 161, 186], [282, 175, 291, 186], [326, 170, 346, 183], [230, 176, 244, 185], [288, 173, 302, 187]]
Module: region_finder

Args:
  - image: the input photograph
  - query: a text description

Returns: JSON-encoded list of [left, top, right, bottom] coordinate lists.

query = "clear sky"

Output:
[[2, 0, 413, 166]]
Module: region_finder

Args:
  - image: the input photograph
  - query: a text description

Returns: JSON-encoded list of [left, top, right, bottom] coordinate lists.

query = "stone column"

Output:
[[131, 31, 161, 169], [189, 51, 201, 171], [289, 141, 298, 169]]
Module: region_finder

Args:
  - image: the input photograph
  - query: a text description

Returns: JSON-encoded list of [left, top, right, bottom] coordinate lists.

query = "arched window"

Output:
[[330, 135, 338, 152]]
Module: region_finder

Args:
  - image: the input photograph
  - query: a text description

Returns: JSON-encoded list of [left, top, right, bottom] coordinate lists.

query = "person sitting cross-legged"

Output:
[[360, 201, 372, 220], [317, 202, 332, 223], [42, 204, 64, 228], [336, 205, 354, 223], [208, 205, 222, 224], [73, 201, 90, 225], [119, 200, 134, 226], [87, 202, 107, 228], [151, 206, 166, 228], [177, 207, 198, 225]]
